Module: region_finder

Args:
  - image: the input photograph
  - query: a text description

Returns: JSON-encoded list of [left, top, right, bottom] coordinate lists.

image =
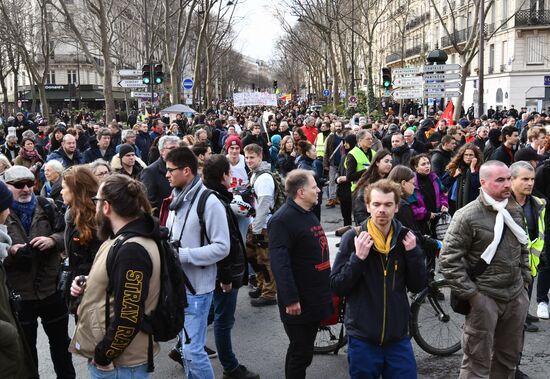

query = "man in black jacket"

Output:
[[330, 179, 426, 378], [431, 135, 456, 177], [269, 169, 333, 379], [491, 125, 519, 166]]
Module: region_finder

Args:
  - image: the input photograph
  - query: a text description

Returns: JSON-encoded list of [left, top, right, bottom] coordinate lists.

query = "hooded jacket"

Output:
[[46, 147, 85, 168], [430, 146, 453, 177], [330, 219, 426, 345]]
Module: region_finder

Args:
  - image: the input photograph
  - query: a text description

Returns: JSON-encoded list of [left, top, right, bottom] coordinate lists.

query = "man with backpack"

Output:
[[202, 155, 260, 379], [165, 147, 230, 379], [244, 143, 280, 307], [2, 166, 76, 378], [69, 174, 162, 377]]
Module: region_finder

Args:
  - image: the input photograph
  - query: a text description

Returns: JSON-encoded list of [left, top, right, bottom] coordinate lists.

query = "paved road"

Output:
[[37, 204, 550, 378]]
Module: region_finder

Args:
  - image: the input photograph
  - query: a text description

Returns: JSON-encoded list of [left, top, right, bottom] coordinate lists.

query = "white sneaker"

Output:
[[537, 302, 549, 319]]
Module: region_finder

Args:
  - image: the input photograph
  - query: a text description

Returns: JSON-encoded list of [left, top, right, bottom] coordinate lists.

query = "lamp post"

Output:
[[351, 0, 355, 96], [478, 1, 485, 117], [426, 48, 448, 116]]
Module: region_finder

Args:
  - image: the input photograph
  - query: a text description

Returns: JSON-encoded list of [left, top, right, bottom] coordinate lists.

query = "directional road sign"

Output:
[[393, 67, 422, 76], [392, 89, 423, 99], [118, 79, 147, 88], [131, 91, 158, 98], [323, 89, 331, 97], [423, 64, 462, 72], [423, 73, 462, 81], [182, 78, 194, 90], [340, 91, 347, 98], [119, 69, 141, 77], [425, 89, 462, 97], [442, 91, 462, 97], [394, 77, 424, 87], [423, 82, 462, 90], [545, 75, 550, 86]]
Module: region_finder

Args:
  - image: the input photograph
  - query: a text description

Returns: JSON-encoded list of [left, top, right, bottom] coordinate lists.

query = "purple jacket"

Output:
[[410, 172, 448, 221]]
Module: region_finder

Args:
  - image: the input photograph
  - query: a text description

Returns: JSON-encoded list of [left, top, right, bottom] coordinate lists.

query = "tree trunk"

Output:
[[0, 74, 8, 117], [205, 43, 213, 107], [99, 2, 116, 122], [37, 82, 49, 120], [454, 57, 471, 120]]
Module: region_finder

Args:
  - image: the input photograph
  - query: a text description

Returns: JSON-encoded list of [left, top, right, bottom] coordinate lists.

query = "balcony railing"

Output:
[[488, 66, 494, 74], [405, 43, 430, 58], [515, 10, 550, 27], [441, 26, 473, 47], [386, 52, 401, 64], [405, 12, 430, 31]]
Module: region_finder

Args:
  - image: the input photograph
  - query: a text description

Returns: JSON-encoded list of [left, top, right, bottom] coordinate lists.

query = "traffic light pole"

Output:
[[143, 0, 154, 113]]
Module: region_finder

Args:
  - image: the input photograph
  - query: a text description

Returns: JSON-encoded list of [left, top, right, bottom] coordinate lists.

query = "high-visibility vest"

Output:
[[526, 195, 546, 277], [315, 132, 327, 158], [344, 146, 373, 192]]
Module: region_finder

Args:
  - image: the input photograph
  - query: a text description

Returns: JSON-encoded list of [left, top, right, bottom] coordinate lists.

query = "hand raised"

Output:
[[355, 231, 373, 260]]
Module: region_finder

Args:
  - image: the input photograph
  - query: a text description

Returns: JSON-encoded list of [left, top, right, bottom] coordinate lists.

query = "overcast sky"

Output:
[[231, 0, 292, 62]]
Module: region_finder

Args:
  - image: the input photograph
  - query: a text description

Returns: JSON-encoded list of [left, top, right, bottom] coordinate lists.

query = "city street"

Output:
[[37, 204, 550, 378]]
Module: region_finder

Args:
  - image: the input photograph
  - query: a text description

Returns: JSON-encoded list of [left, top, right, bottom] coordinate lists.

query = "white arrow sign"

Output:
[[423, 73, 462, 81], [442, 91, 462, 97], [392, 89, 424, 99], [424, 82, 462, 89], [119, 69, 141, 77], [118, 79, 147, 88], [131, 91, 157, 98], [392, 67, 422, 75], [394, 77, 424, 87], [423, 64, 462, 73]]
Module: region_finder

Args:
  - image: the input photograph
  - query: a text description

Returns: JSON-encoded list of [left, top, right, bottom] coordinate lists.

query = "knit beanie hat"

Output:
[[118, 144, 135, 158], [0, 181, 13, 213], [225, 135, 242, 151]]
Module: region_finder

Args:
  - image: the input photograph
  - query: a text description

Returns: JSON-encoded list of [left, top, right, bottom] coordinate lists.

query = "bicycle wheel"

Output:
[[313, 323, 347, 354], [411, 281, 464, 356]]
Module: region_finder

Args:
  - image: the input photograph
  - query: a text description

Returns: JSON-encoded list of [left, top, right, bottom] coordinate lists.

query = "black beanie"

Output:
[[118, 144, 135, 158], [0, 181, 13, 213]]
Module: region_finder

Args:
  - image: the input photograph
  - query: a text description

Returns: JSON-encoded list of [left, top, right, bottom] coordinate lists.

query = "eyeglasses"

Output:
[[166, 166, 184, 174], [9, 181, 34, 189], [91, 196, 107, 204]]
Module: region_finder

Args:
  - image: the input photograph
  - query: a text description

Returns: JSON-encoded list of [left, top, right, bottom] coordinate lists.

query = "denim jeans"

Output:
[[18, 292, 75, 379], [213, 286, 240, 372], [182, 292, 215, 379], [88, 362, 149, 379]]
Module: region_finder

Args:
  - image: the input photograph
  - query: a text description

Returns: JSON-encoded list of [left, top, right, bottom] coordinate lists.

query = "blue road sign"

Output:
[[545, 75, 550, 86], [182, 78, 194, 90], [323, 89, 331, 97]]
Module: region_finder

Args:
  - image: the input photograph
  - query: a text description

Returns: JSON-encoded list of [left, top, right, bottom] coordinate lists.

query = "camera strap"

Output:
[[171, 187, 201, 245]]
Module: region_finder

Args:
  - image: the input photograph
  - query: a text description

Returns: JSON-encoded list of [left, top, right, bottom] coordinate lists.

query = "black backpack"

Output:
[[105, 224, 195, 372], [196, 189, 246, 285]]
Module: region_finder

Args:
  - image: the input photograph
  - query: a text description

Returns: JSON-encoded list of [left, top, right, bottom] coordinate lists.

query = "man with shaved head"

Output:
[[440, 160, 530, 378]]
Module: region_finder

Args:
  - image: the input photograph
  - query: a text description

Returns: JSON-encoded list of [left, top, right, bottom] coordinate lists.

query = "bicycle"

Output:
[[409, 276, 464, 356], [313, 295, 347, 354]]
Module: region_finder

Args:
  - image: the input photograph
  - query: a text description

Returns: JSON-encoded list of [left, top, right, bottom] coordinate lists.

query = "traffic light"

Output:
[[381, 67, 392, 88], [142, 64, 151, 85], [154, 64, 164, 84], [273, 80, 278, 89]]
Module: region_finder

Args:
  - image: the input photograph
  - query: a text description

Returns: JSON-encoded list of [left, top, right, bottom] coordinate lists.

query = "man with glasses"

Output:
[[345, 129, 375, 193], [165, 147, 230, 379], [141, 135, 179, 217], [2, 166, 75, 378]]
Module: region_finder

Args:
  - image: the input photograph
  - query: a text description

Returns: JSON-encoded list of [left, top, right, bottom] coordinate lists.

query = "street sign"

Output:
[[424, 82, 462, 90], [119, 69, 141, 76], [118, 79, 147, 88], [393, 67, 422, 75], [182, 78, 194, 90], [323, 89, 331, 97], [442, 91, 462, 97], [340, 91, 347, 98], [394, 77, 424, 87], [348, 95, 357, 103], [423, 64, 462, 72], [545, 75, 550, 86], [392, 89, 423, 99], [423, 73, 462, 81], [348, 102, 357, 108], [131, 91, 157, 98]]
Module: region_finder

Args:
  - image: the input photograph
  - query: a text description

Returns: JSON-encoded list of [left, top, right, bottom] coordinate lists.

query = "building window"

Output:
[[46, 70, 56, 84], [67, 70, 77, 84], [527, 36, 543, 64], [49, 41, 55, 59]]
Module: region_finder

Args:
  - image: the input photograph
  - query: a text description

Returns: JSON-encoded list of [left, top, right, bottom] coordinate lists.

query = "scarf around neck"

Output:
[[367, 218, 394, 255], [12, 194, 37, 235], [480, 189, 528, 264]]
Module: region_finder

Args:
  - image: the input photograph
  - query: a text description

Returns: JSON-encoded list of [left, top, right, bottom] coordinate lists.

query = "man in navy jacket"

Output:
[[330, 179, 426, 379]]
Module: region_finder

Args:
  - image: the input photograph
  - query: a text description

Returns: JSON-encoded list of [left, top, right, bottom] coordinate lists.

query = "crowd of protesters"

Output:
[[0, 99, 549, 378]]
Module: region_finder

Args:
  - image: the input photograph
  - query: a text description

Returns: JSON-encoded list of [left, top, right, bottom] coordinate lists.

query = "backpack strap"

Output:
[[196, 189, 215, 246], [36, 196, 56, 229]]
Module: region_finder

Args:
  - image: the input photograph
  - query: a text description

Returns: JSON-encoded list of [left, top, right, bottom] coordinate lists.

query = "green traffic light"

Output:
[[383, 81, 391, 87], [155, 77, 163, 84], [143, 77, 151, 85]]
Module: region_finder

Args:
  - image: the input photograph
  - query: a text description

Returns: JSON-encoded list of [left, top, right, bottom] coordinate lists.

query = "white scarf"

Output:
[[480, 189, 528, 264]]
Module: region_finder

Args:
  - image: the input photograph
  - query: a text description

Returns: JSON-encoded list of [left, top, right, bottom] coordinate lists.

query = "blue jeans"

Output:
[[182, 292, 215, 379], [347, 336, 417, 379], [213, 286, 240, 372], [88, 362, 149, 379]]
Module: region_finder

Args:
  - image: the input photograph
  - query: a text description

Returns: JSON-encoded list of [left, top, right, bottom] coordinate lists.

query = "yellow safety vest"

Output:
[[315, 133, 327, 158], [345, 146, 373, 192], [526, 196, 546, 277]]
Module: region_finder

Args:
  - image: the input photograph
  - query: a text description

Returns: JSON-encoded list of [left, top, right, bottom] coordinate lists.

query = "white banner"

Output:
[[233, 92, 277, 106]]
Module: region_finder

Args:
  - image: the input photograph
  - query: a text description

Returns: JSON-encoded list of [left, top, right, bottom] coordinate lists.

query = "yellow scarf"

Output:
[[367, 218, 394, 255]]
